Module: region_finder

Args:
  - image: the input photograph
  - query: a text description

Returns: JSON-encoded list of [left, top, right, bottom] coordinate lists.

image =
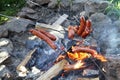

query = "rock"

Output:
[[90, 13, 112, 25], [90, 13, 112, 39], [113, 20, 120, 30], [0, 38, 13, 53], [0, 65, 11, 78], [21, 7, 36, 14], [84, 1, 109, 14], [71, 2, 84, 12], [35, 0, 50, 5], [0, 26, 8, 38], [25, 13, 39, 20], [1, 18, 34, 33], [48, 0, 58, 8], [107, 9, 120, 21], [48, 0, 71, 8], [0, 50, 9, 64], [90, 13, 120, 55], [26, 0, 39, 8], [104, 56, 120, 80], [90, 13, 112, 53], [17, 7, 39, 20], [0, 38, 13, 64]]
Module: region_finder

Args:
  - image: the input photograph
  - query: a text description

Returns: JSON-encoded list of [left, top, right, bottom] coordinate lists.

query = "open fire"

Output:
[[25, 16, 107, 80]]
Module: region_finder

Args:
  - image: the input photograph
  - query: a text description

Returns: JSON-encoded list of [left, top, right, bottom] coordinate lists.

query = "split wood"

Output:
[[36, 59, 68, 80], [16, 47, 37, 72]]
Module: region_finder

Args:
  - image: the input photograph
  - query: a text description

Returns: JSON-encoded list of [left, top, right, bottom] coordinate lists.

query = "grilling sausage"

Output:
[[36, 29, 56, 41], [29, 29, 57, 50]]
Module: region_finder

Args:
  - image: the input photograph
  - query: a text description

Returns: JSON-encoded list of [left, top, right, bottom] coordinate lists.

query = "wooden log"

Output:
[[77, 77, 99, 80], [16, 48, 37, 73], [35, 23, 66, 32], [52, 14, 68, 26], [36, 59, 68, 80], [35, 14, 68, 32]]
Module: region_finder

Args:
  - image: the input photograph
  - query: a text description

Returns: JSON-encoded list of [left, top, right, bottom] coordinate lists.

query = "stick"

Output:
[[36, 59, 68, 80], [17, 48, 37, 72]]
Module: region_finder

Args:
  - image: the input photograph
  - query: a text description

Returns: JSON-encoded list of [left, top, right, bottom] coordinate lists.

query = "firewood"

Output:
[[35, 14, 68, 32], [77, 77, 99, 80], [16, 48, 37, 74], [52, 14, 68, 26], [36, 59, 68, 80]]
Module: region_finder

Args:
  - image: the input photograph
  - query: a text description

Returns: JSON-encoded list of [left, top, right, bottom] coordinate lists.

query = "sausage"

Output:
[[86, 20, 91, 30], [68, 26, 75, 39], [29, 29, 57, 50], [81, 28, 90, 38], [36, 29, 56, 41], [77, 16, 86, 36], [72, 46, 98, 56], [72, 46, 107, 62]]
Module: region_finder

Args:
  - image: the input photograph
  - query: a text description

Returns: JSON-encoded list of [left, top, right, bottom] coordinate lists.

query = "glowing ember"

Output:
[[64, 60, 86, 71]]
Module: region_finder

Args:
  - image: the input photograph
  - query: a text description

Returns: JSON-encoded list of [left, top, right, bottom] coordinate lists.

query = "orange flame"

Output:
[[67, 49, 107, 62], [67, 52, 91, 61]]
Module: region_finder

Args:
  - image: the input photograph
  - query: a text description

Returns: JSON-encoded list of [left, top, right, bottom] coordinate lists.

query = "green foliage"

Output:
[[105, 0, 120, 19], [0, 16, 9, 24], [0, 0, 25, 16], [0, 0, 25, 24]]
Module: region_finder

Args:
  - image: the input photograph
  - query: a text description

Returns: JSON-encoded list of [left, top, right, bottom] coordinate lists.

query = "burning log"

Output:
[[16, 48, 37, 76], [29, 29, 57, 50], [64, 60, 86, 71], [36, 59, 68, 80]]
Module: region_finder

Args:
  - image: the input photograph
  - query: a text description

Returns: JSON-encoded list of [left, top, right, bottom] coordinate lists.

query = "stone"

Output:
[[107, 9, 120, 21], [90, 13, 120, 55], [48, 0, 71, 8], [71, 2, 84, 12], [0, 65, 11, 78], [84, 1, 109, 14], [90, 13, 112, 53], [0, 50, 9, 64], [103, 56, 120, 80], [25, 13, 39, 20], [0, 26, 8, 38], [26, 0, 39, 8], [1, 18, 34, 33], [21, 7, 36, 14], [0, 38, 13, 53], [35, 0, 50, 5], [48, 0, 58, 8], [113, 20, 120, 30]]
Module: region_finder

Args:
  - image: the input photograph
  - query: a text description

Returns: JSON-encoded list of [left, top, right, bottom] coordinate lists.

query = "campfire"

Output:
[[17, 16, 107, 80]]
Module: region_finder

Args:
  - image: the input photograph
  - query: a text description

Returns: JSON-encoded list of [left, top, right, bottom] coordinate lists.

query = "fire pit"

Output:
[[15, 16, 107, 80]]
